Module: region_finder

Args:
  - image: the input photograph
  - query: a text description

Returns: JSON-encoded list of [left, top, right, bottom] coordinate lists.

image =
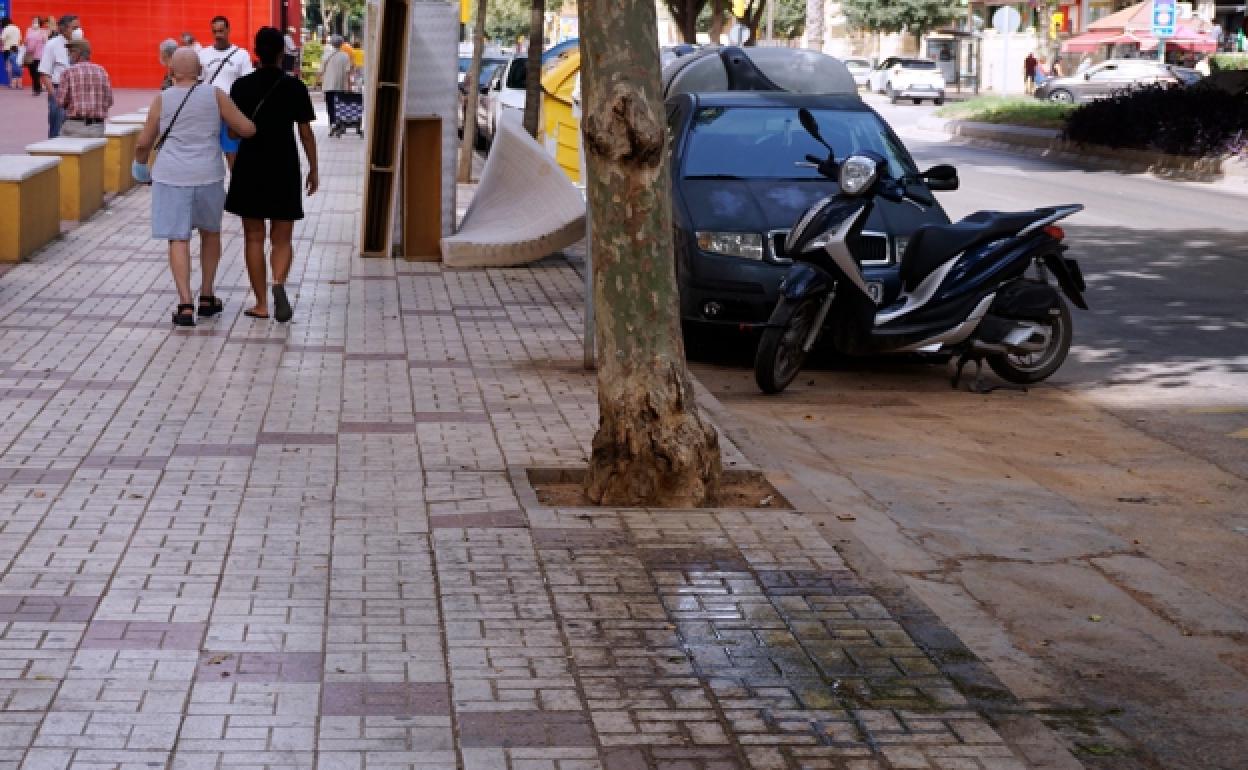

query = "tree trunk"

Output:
[[457, 0, 489, 183], [668, 0, 707, 44], [805, 0, 824, 51], [522, 0, 545, 138], [710, 0, 727, 43], [577, 0, 722, 507]]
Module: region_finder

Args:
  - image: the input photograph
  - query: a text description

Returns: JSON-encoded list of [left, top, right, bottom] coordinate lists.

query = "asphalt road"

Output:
[[691, 95, 1248, 768], [867, 93, 1247, 477]]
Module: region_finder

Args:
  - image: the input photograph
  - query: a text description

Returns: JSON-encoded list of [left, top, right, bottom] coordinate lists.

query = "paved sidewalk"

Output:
[[0, 123, 1057, 769]]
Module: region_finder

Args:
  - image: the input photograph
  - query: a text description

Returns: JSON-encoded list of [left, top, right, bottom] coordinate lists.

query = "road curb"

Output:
[[918, 115, 1247, 182]]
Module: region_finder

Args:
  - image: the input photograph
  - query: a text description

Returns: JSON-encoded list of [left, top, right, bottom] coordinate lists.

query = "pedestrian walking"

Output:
[[283, 26, 298, 74], [1, 17, 21, 88], [158, 38, 178, 89], [58, 39, 111, 138], [226, 26, 318, 323], [199, 16, 254, 169], [133, 48, 256, 327], [24, 17, 46, 96], [1023, 52, 1037, 94], [38, 15, 80, 139], [320, 36, 352, 135]]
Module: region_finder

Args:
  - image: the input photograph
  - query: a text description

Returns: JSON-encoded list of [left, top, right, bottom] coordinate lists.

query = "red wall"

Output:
[[15, 0, 302, 88]]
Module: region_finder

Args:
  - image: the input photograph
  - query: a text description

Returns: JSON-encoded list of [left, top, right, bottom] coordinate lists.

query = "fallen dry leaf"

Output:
[[1088, 614, 1103, 622], [836, 514, 857, 522]]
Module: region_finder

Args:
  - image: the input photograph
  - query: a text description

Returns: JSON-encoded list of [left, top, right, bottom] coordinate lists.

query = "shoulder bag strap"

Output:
[[249, 74, 288, 120], [154, 83, 199, 152], [208, 47, 238, 85]]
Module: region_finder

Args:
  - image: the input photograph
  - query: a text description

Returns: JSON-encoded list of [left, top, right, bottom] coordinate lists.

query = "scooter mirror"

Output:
[[921, 164, 959, 191], [798, 108, 833, 153]]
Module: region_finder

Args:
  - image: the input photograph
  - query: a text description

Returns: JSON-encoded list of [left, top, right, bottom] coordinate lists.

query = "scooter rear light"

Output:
[[1043, 225, 1066, 241]]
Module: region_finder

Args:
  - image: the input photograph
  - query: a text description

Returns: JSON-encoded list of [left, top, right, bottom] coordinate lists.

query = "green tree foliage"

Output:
[[842, 0, 961, 44], [772, 0, 808, 39], [483, 0, 530, 43]]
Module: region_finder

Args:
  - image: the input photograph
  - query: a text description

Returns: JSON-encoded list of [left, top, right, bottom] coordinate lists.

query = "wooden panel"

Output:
[[360, 0, 410, 258], [401, 118, 442, 262]]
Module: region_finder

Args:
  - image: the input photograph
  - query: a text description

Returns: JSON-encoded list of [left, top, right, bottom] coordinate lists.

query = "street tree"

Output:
[[842, 0, 961, 49], [486, 0, 530, 42], [664, 0, 711, 43], [522, 0, 544, 138], [805, 0, 825, 49], [458, 0, 490, 183], [577, 0, 722, 507]]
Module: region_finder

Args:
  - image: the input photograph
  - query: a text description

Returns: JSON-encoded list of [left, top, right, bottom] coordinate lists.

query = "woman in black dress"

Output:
[[226, 26, 318, 322]]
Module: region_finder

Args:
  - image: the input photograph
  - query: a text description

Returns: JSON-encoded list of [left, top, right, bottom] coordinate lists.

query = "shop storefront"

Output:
[[14, 0, 301, 88]]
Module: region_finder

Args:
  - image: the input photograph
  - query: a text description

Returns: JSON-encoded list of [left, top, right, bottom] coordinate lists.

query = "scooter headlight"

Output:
[[839, 155, 878, 196]]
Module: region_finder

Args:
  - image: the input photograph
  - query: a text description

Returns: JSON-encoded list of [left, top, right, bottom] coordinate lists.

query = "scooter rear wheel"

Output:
[[754, 299, 819, 394], [987, 297, 1073, 384]]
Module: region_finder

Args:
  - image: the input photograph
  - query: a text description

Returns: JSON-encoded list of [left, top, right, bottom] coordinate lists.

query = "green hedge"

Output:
[[1210, 53, 1248, 72], [936, 95, 1076, 130], [1064, 83, 1248, 157]]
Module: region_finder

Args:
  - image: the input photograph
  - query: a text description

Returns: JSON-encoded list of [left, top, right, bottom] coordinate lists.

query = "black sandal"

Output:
[[198, 295, 224, 317], [172, 304, 196, 327]]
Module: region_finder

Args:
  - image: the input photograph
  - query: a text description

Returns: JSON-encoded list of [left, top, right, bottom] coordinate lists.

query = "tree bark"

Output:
[[710, 0, 727, 43], [666, 0, 709, 44], [457, 0, 490, 183], [577, 0, 722, 508], [805, 0, 824, 51], [522, 0, 545, 138]]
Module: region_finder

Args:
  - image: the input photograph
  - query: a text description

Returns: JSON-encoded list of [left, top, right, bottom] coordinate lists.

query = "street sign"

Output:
[[1152, 0, 1176, 37], [991, 6, 1022, 34]]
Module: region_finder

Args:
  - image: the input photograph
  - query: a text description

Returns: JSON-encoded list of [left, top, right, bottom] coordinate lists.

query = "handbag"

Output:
[[133, 84, 199, 184]]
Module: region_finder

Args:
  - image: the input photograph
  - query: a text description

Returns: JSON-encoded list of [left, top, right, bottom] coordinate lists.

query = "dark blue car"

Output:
[[666, 90, 953, 336]]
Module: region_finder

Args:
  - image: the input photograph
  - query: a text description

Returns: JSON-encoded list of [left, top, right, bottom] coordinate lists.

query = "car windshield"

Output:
[[901, 59, 938, 70], [682, 106, 918, 181]]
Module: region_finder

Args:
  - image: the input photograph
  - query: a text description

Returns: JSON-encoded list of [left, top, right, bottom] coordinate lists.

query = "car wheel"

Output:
[[912, 98, 921, 105], [889, 84, 900, 104], [1049, 88, 1074, 103], [934, 97, 945, 106]]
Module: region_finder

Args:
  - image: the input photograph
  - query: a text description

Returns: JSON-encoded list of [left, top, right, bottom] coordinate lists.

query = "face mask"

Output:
[[71, 28, 84, 40]]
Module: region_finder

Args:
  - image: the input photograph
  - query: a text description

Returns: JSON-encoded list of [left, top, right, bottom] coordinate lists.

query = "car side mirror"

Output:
[[921, 164, 959, 191]]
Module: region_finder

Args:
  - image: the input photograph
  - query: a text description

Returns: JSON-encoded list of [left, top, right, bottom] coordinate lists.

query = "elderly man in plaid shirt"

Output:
[[58, 38, 112, 138]]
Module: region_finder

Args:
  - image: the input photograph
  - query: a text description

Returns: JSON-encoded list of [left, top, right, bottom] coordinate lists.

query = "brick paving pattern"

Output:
[[0, 117, 1037, 769]]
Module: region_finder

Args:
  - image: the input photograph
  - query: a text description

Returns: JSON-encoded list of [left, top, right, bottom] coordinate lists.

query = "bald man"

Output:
[[136, 46, 256, 327]]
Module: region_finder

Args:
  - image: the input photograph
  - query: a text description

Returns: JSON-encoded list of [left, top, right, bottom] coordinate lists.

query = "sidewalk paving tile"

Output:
[[0, 115, 1046, 769]]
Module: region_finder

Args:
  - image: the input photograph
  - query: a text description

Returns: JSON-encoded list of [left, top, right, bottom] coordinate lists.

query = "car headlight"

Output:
[[696, 232, 764, 261], [839, 155, 878, 196]]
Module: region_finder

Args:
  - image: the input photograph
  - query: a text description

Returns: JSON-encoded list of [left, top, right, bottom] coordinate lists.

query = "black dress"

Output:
[[225, 68, 316, 221]]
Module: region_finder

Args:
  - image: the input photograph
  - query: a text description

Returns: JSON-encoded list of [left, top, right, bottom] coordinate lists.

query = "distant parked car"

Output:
[[458, 59, 504, 136], [843, 57, 873, 89], [867, 57, 946, 104], [477, 56, 529, 146], [1035, 58, 1185, 104]]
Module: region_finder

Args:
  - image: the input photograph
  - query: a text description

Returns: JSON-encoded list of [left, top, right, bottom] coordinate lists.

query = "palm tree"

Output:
[[805, 0, 824, 51]]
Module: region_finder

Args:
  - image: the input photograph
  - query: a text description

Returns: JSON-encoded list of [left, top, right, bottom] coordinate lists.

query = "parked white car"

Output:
[[843, 57, 873, 89], [477, 55, 529, 146], [868, 57, 947, 105]]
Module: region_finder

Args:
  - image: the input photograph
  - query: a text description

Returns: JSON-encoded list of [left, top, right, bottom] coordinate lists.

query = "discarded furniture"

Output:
[[360, 0, 411, 257], [441, 122, 585, 268], [0, 155, 61, 262], [400, 0, 459, 260], [103, 124, 141, 195], [25, 138, 107, 221]]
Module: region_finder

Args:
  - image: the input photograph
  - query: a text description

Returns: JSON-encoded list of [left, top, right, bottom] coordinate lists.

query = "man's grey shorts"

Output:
[[151, 181, 226, 241]]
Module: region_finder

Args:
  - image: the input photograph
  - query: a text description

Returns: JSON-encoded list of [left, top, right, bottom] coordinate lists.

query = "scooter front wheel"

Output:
[[754, 299, 819, 394]]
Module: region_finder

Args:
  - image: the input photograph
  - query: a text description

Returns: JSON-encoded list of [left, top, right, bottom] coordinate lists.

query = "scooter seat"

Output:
[[899, 209, 1053, 291]]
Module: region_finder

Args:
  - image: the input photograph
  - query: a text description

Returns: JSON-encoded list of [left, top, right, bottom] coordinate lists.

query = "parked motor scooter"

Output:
[[754, 108, 1088, 394]]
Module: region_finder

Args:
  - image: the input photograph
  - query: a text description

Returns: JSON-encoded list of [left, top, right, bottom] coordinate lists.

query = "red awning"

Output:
[[1138, 22, 1218, 52], [1061, 30, 1143, 53]]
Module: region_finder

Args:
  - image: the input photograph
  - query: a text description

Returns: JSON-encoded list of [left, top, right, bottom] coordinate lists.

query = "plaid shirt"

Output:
[[58, 62, 114, 120]]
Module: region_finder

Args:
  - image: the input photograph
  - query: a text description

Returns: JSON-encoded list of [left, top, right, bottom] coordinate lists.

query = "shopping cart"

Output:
[[327, 91, 364, 138]]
